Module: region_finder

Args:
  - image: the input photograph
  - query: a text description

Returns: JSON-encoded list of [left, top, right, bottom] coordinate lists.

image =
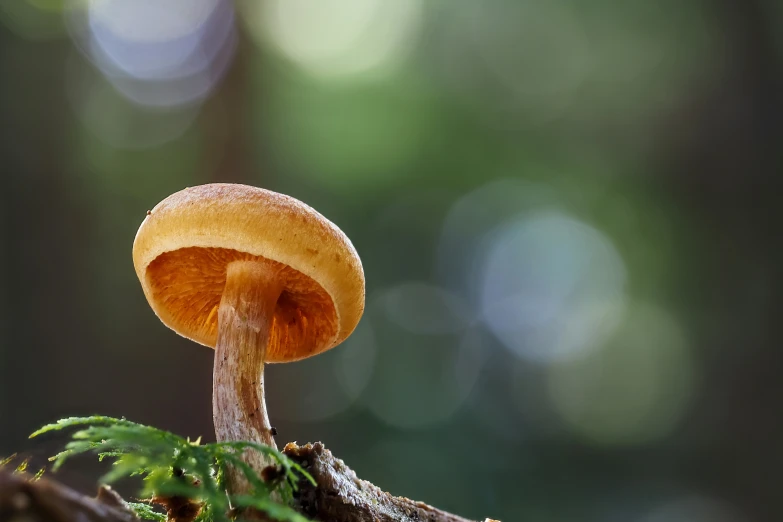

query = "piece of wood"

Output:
[[283, 442, 495, 522], [0, 443, 500, 522], [0, 470, 139, 522]]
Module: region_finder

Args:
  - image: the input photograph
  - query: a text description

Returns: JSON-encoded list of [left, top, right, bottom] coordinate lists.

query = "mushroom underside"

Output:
[[145, 246, 339, 361]]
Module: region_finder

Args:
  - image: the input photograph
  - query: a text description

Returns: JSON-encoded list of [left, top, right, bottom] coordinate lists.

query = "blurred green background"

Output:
[[2, 1, 782, 520]]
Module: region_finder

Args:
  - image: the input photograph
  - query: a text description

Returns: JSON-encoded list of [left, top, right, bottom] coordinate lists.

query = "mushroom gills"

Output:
[[146, 247, 338, 361]]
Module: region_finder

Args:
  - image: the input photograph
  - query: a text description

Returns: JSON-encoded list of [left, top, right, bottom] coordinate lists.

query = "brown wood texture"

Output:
[[284, 442, 492, 522], [0, 470, 140, 522], [0, 443, 500, 522]]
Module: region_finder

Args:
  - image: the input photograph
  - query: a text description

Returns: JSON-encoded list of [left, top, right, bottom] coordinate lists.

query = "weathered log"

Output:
[[283, 442, 497, 522], [0, 470, 139, 522], [0, 443, 500, 522]]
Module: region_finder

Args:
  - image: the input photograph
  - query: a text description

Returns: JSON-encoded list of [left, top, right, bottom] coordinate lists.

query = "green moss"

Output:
[[30, 416, 314, 522]]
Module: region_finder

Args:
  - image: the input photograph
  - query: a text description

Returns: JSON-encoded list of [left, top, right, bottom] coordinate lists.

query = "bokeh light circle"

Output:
[[243, 0, 422, 79], [548, 302, 697, 445], [479, 209, 627, 363], [88, 0, 220, 45], [67, 0, 236, 107], [66, 52, 202, 150], [437, 178, 560, 297]]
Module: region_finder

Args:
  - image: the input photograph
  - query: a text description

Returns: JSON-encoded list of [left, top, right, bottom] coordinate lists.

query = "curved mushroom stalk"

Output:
[[214, 260, 280, 490]]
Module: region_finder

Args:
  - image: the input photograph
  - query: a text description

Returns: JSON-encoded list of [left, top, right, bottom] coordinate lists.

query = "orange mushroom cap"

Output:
[[132, 184, 365, 363]]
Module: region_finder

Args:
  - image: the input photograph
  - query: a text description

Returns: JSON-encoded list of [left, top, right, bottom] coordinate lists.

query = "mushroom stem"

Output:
[[213, 260, 281, 493]]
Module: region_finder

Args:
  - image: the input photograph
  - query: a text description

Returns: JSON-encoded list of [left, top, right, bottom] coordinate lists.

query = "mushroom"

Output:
[[132, 184, 364, 492]]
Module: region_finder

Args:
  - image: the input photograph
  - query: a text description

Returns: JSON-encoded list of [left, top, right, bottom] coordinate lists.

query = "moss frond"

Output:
[[125, 502, 167, 522], [14, 457, 29, 473], [0, 453, 18, 468], [0, 453, 46, 481], [30, 416, 312, 522]]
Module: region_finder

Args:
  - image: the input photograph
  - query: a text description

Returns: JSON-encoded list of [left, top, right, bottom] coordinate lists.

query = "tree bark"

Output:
[[0, 443, 500, 522]]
